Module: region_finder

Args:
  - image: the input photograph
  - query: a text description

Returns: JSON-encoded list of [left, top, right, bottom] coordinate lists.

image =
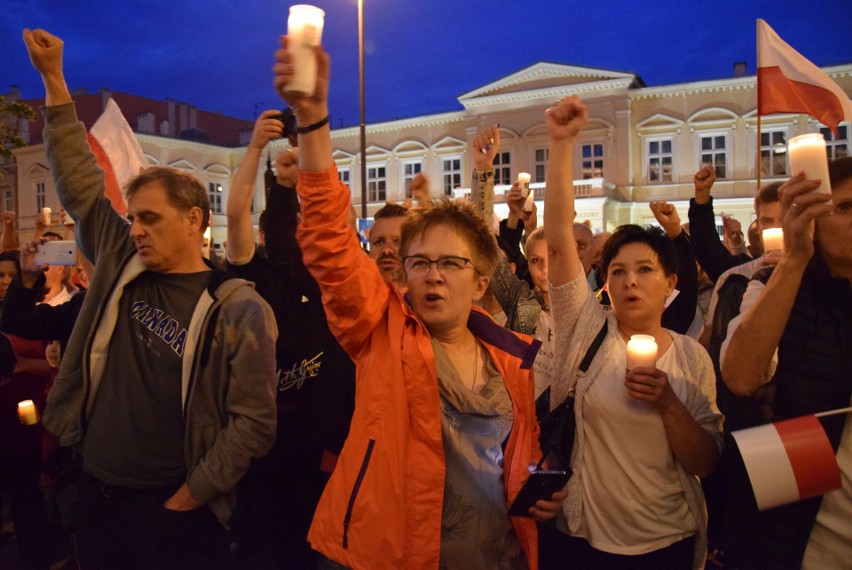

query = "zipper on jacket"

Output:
[[342, 439, 375, 549]]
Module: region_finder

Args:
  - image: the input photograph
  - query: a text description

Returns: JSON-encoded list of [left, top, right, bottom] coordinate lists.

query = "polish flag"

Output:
[[86, 98, 148, 215], [757, 19, 852, 136], [732, 413, 843, 511]]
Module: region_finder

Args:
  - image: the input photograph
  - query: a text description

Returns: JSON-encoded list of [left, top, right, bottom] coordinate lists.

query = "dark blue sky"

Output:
[[3, 0, 850, 127]]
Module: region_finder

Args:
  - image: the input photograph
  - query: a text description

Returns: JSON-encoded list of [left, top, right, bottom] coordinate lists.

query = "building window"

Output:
[[534, 148, 548, 183], [700, 134, 727, 179], [35, 182, 45, 212], [647, 139, 673, 183], [367, 165, 386, 202], [581, 144, 604, 179], [208, 182, 223, 214], [338, 167, 351, 186], [494, 152, 511, 186], [442, 157, 462, 196], [403, 162, 422, 198], [820, 125, 849, 160], [760, 130, 788, 177], [3, 190, 13, 213]]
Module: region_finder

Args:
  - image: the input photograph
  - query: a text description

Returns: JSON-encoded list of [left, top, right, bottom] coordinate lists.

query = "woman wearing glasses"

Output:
[[274, 41, 557, 570]]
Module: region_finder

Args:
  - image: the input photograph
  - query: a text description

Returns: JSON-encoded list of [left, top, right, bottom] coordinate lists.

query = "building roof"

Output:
[[18, 89, 254, 147]]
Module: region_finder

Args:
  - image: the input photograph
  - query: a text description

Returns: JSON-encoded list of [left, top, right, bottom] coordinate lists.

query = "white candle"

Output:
[[762, 228, 784, 252], [517, 172, 532, 197], [523, 191, 535, 212], [17, 400, 39, 425], [626, 334, 658, 370], [286, 5, 326, 97], [42, 207, 51, 225], [788, 133, 832, 196]]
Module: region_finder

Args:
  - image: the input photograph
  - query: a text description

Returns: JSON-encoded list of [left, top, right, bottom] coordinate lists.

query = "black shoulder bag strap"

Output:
[[574, 319, 609, 388]]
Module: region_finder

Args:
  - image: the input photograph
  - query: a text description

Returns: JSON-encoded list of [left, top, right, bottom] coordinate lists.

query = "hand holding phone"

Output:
[[34, 240, 77, 266]]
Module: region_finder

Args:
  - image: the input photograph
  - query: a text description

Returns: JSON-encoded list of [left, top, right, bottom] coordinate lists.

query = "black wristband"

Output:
[[297, 115, 330, 134]]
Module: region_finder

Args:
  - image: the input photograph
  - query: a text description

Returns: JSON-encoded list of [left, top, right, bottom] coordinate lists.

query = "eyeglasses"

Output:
[[403, 255, 476, 277]]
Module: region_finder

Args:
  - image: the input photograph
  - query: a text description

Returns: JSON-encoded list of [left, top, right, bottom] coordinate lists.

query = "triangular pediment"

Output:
[[636, 113, 683, 134], [169, 159, 197, 171], [459, 62, 638, 101], [332, 149, 355, 161]]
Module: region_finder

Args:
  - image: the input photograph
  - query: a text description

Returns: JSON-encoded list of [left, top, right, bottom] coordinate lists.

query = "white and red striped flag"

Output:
[[86, 98, 148, 215], [732, 412, 844, 511], [757, 19, 852, 136]]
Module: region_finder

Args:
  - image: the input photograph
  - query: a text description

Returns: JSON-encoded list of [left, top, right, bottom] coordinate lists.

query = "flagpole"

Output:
[[756, 19, 762, 193], [814, 407, 852, 419]]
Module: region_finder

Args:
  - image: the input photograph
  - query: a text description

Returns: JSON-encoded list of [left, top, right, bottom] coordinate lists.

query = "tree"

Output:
[[1, 95, 37, 162]]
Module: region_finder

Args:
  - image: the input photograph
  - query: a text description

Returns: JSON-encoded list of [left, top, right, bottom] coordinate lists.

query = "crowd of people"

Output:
[[0, 27, 848, 570]]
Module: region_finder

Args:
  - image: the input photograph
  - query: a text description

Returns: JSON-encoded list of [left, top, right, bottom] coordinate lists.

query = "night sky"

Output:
[[2, 0, 850, 127]]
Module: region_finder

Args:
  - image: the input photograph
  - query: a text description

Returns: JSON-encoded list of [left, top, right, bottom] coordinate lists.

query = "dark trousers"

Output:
[[0, 451, 50, 569], [539, 522, 695, 570], [75, 471, 231, 569]]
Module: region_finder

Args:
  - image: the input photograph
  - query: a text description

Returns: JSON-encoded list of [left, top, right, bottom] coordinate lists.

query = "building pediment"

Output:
[[168, 158, 197, 171], [460, 62, 637, 99]]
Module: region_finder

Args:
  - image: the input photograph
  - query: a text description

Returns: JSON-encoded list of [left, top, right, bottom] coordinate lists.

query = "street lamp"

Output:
[[358, 0, 368, 221]]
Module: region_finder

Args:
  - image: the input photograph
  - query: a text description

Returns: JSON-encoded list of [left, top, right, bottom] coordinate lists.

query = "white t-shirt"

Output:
[[576, 338, 697, 554], [532, 309, 556, 401]]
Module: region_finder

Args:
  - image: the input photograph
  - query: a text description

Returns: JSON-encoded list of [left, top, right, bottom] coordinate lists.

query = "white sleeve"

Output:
[[719, 279, 777, 383]]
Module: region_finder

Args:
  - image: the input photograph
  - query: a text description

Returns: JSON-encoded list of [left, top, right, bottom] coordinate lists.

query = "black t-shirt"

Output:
[[83, 270, 210, 488]]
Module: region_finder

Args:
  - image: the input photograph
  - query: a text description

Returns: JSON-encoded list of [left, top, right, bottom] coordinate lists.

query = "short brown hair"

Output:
[[400, 198, 499, 278], [754, 181, 782, 216], [126, 166, 210, 233], [374, 203, 408, 220]]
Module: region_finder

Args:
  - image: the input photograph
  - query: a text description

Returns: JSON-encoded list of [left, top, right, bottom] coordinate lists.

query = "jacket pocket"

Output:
[[342, 438, 375, 549]]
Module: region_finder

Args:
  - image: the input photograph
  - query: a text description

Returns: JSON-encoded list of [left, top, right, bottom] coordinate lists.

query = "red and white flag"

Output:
[[732, 414, 842, 511], [86, 98, 148, 215], [757, 19, 852, 136]]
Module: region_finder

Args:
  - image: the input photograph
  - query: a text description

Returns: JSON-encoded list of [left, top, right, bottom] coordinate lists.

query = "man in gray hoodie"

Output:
[[23, 28, 278, 568]]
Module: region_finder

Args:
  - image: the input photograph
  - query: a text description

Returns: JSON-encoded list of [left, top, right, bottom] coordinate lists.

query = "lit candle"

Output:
[[42, 207, 51, 225], [523, 191, 535, 212], [762, 228, 784, 252], [517, 172, 532, 196], [788, 133, 832, 196], [17, 400, 39, 426], [286, 5, 326, 97], [626, 334, 658, 370]]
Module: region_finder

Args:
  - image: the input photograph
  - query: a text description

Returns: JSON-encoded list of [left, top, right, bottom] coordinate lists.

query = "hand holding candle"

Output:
[[18, 400, 39, 425], [626, 334, 657, 370], [788, 134, 832, 197]]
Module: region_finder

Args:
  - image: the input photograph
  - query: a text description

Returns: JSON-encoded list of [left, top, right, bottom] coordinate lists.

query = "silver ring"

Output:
[[791, 202, 801, 211]]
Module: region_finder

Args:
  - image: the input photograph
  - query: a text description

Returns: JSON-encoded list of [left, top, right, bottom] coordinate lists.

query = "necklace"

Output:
[[469, 339, 480, 391]]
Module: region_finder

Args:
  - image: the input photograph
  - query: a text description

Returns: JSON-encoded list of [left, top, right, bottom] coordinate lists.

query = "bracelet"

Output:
[[297, 115, 330, 134], [474, 169, 495, 182]]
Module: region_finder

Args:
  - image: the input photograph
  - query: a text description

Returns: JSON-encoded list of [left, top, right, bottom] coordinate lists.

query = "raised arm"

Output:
[[274, 38, 388, 354], [1, 212, 19, 251], [226, 110, 284, 263], [543, 96, 588, 287], [650, 201, 698, 334], [469, 124, 500, 222], [721, 172, 831, 395], [24, 29, 131, 264], [687, 166, 748, 281]]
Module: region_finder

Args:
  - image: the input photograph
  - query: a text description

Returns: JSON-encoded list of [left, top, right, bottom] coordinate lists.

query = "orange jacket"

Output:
[[297, 167, 542, 569]]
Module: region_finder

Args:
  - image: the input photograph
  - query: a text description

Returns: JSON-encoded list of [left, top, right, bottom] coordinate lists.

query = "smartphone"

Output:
[[507, 469, 572, 517], [35, 240, 77, 266]]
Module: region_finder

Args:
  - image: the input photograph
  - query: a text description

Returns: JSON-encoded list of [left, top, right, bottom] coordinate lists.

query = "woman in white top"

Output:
[[539, 96, 723, 569]]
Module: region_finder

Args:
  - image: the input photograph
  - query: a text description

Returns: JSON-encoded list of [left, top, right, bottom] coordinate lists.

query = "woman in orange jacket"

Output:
[[272, 39, 563, 569]]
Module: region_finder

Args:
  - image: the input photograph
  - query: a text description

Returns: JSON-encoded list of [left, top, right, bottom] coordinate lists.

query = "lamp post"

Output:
[[358, 0, 368, 220]]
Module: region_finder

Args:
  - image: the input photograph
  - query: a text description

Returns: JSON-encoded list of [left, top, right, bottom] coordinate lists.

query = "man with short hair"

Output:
[[368, 203, 408, 288], [24, 28, 277, 568]]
